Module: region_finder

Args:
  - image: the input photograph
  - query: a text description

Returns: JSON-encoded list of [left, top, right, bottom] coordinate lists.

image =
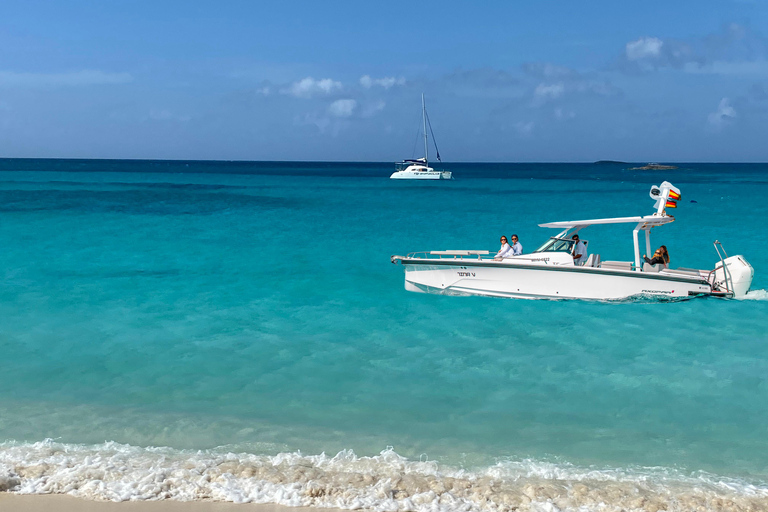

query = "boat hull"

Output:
[[397, 259, 713, 300], [390, 170, 452, 180]]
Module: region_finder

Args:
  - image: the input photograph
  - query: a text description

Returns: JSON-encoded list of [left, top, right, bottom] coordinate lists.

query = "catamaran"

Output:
[[390, 181, 753, 300], [390, 94, 452, 180]]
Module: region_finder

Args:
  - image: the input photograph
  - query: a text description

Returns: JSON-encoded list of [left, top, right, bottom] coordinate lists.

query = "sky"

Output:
[[1, 0, 768, 162]]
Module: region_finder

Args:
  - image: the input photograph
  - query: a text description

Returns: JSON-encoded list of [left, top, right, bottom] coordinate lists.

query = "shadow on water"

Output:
[[0, 189, 300, 215], [47, 269, 184, 279], [0, 180, 251, 191]]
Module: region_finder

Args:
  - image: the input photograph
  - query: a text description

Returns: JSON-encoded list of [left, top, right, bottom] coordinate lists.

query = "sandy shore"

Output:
[[0, 494, 347, 512]]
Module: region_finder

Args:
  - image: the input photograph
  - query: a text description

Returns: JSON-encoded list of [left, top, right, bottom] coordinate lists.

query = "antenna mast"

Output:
[[422, 93, 428, 165]]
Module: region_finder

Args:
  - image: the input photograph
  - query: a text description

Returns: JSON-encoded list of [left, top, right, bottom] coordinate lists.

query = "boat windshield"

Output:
[[533, 237, 576, 253], [395, 162, 429, 172]]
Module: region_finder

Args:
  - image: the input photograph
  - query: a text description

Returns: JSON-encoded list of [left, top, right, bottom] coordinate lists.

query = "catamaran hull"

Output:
[[390, 171, 453, 180], [398, 260, 713, 300]]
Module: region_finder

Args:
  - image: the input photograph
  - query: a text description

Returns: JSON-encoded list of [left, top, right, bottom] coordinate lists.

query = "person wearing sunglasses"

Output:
[[509, 234, 523, 255], [494, 236, 513, 260]]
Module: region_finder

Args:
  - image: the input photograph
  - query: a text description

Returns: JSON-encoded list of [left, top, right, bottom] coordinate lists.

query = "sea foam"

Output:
[[738, 289, 768, 301], [2, 440, 767, 511]]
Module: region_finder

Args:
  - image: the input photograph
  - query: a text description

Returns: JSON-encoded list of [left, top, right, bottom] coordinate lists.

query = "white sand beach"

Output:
[[0, 494, 347, 512]]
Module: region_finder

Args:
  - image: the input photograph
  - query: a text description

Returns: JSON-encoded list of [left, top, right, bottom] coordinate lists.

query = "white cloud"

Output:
[[298, 113, 332, 133], [149, 109, 173, 121], [359, 75, 405, 89], [751, 83, 768, 101], [575, 81, 615, 97], [522, 63, 579, 79], [0, 70, 132, 87], [554, 108, 575, 120], [515, 121, 534, 135], [707, 98, 736, 129], [618, 25, 768, 74], [328, 99, 357, 117], [534, 83, 565, 101], [526, 70, 619, 106], [683, 60, 768, 76], [626, 37, 663, 60], [361, 99, 386, 117], [283, 77, 342, 98]]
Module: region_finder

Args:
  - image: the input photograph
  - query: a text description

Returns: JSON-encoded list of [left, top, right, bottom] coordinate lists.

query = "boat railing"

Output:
[[407, 250, 490, 260], [710, 240, 734, 295]]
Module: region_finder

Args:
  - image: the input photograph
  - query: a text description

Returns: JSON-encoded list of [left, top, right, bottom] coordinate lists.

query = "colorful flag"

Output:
[[668, 190, 681, 200], [665, 200, 678, 208]]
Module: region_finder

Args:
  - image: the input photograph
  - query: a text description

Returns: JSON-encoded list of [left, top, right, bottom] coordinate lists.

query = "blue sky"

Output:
[[2, 0, 768, 161]]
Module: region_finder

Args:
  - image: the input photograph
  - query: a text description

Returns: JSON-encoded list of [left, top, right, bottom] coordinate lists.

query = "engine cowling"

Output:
[[713, 255, 754, 297]]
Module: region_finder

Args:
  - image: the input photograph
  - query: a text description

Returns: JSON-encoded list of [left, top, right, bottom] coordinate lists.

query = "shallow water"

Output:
[[0, 160, 766, 510]]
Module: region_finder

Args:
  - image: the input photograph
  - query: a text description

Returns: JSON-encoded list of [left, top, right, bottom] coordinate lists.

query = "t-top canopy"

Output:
[[539, 214, 675, 229], [540, 181, 681, 231]]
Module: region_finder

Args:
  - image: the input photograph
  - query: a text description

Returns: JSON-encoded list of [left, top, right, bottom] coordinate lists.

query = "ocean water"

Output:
[[0, 159, 767, 511]]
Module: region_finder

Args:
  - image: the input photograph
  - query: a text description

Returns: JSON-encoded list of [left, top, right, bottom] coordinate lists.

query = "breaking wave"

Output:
[[1, 440, 767, 511]]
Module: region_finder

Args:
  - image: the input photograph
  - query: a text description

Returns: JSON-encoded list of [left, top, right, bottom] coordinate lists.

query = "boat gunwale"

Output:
[[393, 256, 711, 285]]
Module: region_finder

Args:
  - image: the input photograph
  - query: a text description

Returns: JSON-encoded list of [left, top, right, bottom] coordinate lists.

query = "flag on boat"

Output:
[[665, 200, 678, 208], [668, 190, 681, 200]]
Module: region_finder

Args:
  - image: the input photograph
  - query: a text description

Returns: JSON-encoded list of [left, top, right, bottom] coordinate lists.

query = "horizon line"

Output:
[[2, 157, 767, 165]]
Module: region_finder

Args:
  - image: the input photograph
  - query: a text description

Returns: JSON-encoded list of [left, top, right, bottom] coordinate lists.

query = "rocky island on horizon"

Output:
[[629, 162, 679, 170]]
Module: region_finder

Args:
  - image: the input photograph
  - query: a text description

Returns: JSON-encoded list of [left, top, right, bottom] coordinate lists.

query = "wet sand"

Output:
[[0, 494, 346, 512]]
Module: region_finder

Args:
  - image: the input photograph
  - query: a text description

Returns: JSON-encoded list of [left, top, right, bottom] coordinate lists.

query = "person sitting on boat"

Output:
[[643, 245, 670, 268], [571, 234, 588, 265], [494, 236, 514, 260], [510, 234, 523, 255]]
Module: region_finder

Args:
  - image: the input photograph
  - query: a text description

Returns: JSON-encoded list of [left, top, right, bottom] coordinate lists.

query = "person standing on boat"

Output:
[[494, 236, 513, 260], [510, 235, 523, 255], [571, 234, 588, 265]]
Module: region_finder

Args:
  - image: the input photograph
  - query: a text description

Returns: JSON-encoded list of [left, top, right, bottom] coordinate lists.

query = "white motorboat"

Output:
[[390, 181, 754, 300], [390, 95, 452, 180]]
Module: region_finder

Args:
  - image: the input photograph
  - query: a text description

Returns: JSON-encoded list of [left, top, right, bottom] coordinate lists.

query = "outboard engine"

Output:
[[712, 255, 754, 297]]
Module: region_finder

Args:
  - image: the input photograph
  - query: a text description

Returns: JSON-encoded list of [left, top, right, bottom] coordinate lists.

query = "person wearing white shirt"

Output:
[[510, 234, 523, 255], [571, 233, 588, 265], [494, 236, 514, 260]]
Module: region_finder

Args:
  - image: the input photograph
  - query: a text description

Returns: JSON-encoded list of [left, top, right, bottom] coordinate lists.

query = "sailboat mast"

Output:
[[422, 93, 428, 165]]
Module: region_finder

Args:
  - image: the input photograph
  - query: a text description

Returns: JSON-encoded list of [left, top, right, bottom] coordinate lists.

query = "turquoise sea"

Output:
[[0, 159, 767, 511]]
